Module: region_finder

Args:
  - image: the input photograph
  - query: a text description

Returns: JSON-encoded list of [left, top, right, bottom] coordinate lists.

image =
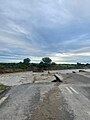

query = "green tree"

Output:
[[42, 57, 52, 64], [23, 58, 31, 64], [41, 57, 52, 70]]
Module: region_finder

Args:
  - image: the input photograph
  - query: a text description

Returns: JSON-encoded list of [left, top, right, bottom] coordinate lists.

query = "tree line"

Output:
[[0, 57, 90, 73]]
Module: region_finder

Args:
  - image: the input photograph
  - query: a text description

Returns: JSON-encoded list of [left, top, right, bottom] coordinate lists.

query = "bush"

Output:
[[0, 84, 6, 90]]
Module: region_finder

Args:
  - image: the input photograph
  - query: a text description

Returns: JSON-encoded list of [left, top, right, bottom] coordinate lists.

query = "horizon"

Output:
[[0, 0, 90, 63], [0, 60, 89, 65]]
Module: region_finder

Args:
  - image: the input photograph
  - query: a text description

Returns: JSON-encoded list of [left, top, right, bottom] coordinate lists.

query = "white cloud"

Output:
[[0, 0, 90, 63], [7, 21, 28, 34]]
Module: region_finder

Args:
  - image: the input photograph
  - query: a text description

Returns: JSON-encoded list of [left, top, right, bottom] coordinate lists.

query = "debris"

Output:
[[52, 74, 63, 82]]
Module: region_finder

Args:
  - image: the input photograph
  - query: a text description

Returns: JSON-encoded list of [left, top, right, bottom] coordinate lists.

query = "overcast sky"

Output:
[[0, 0, 90, 63]]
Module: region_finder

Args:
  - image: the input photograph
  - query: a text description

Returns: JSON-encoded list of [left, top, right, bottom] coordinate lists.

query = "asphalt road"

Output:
[[60, 72, 90, 120], [0, 71, 90, 120]]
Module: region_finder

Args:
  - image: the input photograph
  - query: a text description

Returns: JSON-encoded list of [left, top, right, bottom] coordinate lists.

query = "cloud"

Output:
[[0, 0, 90, 63]]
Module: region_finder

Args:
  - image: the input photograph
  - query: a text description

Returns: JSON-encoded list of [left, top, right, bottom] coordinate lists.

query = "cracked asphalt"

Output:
[[0, 70, 90, 120]]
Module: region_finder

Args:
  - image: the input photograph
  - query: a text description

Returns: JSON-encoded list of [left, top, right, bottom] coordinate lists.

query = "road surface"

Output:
[[0, 71, 90, 120]]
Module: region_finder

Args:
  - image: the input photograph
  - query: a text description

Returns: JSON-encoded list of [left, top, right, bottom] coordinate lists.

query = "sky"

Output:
[[0, 0, 90, 63]]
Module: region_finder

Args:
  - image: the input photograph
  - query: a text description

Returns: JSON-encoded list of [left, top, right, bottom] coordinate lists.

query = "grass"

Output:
[[0, 84, 6, 91]]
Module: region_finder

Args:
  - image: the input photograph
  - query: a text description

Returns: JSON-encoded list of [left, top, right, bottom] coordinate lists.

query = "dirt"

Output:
[[33, 73, 55, 83], [30, 87, 74, 120]]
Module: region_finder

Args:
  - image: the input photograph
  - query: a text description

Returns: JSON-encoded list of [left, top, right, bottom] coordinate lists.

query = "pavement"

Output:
[[60, 73, 90, 120], [0, 70, 90, 120]]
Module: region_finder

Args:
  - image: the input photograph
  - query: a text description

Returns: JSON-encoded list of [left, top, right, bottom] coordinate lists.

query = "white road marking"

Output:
[[66, 87, 73, 94], [0, 95, 9, 105], [69, 87, 79, 94]]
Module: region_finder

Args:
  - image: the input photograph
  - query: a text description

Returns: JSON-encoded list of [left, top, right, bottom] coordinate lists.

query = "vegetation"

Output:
[[42, 57, 52, 64], [23, 58, 31, 65], [0, 57, 90, 73], [0, 84, 6, 90]]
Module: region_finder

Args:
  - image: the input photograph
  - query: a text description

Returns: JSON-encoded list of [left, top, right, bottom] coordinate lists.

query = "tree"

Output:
[[42, 57, 52, 64], [37, 62, 44, 72], [40, 57, 52, 70], [77, 62, 81, 65], [23, 58, 31, 64], [51, 62, 56, 66]]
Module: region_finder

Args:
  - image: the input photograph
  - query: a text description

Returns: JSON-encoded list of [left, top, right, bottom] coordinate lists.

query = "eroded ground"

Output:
[[0, 69, 90, 120]]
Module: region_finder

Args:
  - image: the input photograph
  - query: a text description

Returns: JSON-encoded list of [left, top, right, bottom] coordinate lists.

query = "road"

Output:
[[0, 71, 90, 120], [60, 72, 90, 120]]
